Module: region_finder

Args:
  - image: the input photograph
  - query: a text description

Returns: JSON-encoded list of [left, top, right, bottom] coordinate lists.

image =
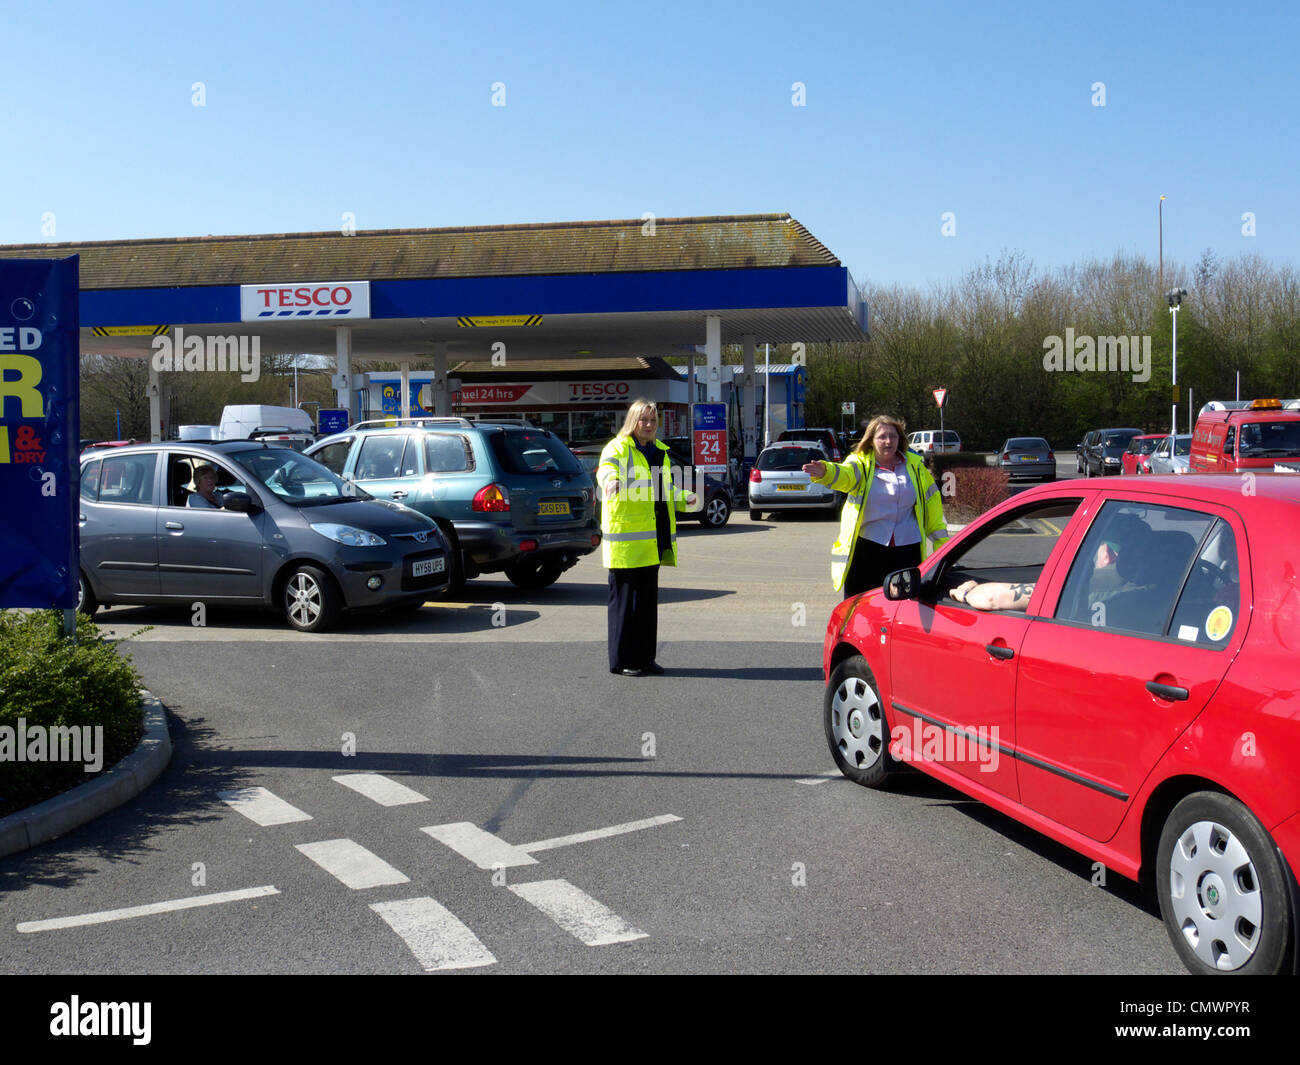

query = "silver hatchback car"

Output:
[[77, 441, 452, 632], [747, 443, 839, 519]]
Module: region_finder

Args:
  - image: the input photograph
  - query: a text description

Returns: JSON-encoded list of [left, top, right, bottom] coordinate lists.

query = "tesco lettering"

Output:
[[257, 286, 353, 309], [568, 382, 630, 400]]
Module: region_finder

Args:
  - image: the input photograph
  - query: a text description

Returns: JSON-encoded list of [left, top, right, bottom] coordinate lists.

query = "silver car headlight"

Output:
[[310, 523, 387, 546]]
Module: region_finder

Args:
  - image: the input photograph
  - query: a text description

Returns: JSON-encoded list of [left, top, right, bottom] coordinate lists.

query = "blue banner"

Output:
[[0, 256, 80, 608]]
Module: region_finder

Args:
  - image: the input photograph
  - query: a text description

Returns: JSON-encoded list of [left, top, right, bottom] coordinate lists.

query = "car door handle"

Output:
[[391, 490, 407, 499], [986, 644, 1015, 660], [1146, 680, 1189, 701], [164, 521, 185, 531]]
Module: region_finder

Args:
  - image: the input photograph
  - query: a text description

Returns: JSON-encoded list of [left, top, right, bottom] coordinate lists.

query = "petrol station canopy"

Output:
[[3, 213, 867, 361]]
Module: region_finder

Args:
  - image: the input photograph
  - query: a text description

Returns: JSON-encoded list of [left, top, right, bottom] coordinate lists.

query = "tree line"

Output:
[[798, 249, 1300, 451]]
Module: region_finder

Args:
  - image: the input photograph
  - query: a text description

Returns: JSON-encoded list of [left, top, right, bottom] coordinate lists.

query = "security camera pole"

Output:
[[1167, 288, 1188, 435]]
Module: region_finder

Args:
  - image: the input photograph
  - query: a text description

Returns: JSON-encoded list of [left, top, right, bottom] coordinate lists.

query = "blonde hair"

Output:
[[853, 415, 907, 455], [617, 399, 658, 438]]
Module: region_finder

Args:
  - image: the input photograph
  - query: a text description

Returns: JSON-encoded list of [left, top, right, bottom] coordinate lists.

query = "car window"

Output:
[[1055, 502, 1213, 637], [1239, 420, 1300, 456], [166, 454, 247, 507], [1007, 438, 1048, 450], [97, 453, 156, 505], [758, 446, 821, 470], [80, 459, 102, 502], [228, 448, 362, 506], [355, 435, 408, 480], [941, 432, 960, 443], [424, 433, 473, 473], [1168, 521, 1240, 648], [312, 439, 353, 475], [936, 500, 1082, 611], [489, 431, 582, 475], [1174, 436, 1191, 456]]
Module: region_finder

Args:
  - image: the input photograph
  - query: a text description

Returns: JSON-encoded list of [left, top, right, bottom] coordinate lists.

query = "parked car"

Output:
[[1076, 430, 1099, 474], [748, 443, 839, 519], [77, 441, 452, 632], [995, 437, 1055, 482], [822, 473, 1300, 974], [1190, 399, 1300, 473], [1122, 433, 1165, 476], [777, 427, 842, 462], [907, 430, 961, 456], [308, 418, 599, 589], [1083, 427, 1143, 477], [1146, 434, 1193, 475]]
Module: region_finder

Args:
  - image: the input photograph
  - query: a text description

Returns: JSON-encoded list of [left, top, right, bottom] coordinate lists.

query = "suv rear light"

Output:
[[472, 484, 510, 512], [749, 469, 762, 483], [519, 539, 538, 552], [1001, 452, 1011, 462]]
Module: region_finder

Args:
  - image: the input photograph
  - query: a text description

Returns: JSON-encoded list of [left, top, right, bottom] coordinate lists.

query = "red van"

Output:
[[1188, 399, 1300, 473]]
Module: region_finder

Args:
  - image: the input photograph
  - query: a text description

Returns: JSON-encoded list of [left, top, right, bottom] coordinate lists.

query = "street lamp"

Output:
[[1159, 195, 1166, 291], [1167, 287, 1188, 435]]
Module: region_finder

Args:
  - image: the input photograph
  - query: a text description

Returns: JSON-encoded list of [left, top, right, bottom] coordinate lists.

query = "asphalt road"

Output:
[[1, 483, 1185, 975]]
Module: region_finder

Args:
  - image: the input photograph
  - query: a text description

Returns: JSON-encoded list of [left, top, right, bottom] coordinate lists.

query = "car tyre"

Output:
[[749, 509, 762, 521], [283, 564, 340, 633], [701, 493, 731, 528], [77, 571, 98, 618], [1156, 791, 1293, 974], [824, 655, 898, 789], [504, 557, 564, 589]]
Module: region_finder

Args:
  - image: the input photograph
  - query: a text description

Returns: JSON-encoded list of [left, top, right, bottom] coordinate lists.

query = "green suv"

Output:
[[307, 418, 600, 589]]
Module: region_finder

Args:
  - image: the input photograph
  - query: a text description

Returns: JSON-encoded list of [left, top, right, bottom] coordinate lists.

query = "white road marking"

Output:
[[16, 886, 279, 933], [218, 786, 312, 826], [295, 839, 411, 889], [509, 879, 647, 946], [332, 773, 429, 807], [370, 897, 497, 971], [421, 822, 538, 869], [518, 814, 682, 853], [796, 771, 842, 785]]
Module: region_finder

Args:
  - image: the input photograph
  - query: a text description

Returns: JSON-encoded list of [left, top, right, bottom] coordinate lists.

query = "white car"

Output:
[[907, 429, 961, 455]]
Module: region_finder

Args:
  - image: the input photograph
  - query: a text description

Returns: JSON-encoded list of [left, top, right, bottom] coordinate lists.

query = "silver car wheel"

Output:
[[830, 674, 884, 771], [286, 571, 323, 628], [703, 496, 729, 526], [1167, 819, 1262, 971]]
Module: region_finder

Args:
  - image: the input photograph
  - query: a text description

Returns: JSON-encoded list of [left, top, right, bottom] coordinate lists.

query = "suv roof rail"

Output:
[[348, 417, 476, 431], [461, 414, 538, 428]]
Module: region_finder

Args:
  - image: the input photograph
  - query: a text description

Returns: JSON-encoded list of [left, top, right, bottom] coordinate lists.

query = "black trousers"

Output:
[[844, 539, 922, 600], [608, 565, 659, 671]]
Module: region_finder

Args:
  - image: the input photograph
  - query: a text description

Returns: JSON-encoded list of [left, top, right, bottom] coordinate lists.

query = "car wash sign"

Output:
[[0, 256, 80, 608]]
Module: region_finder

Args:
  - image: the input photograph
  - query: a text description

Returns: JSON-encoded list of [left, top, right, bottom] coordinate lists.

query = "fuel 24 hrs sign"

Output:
[[692, 403, 727, 474], [0, 256, 80, 608]]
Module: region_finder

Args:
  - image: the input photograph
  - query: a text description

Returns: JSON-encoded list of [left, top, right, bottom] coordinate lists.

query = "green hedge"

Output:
[[0, 611, 143, 816]]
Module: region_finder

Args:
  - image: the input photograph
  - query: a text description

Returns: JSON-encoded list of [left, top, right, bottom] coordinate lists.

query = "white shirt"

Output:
[[859, 461, 921, 547]]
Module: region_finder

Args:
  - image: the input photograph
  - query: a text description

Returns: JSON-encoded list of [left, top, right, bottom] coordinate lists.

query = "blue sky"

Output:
[[3, 0, 1296, 288]]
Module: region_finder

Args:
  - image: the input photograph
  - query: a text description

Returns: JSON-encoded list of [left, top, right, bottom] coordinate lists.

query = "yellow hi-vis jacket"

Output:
[[811, 450, 950, 591], [596, 435, 690, 568]]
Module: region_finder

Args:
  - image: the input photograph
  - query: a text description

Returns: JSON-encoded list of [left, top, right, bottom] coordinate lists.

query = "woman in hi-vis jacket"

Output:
[[803, 414, 949, 599], [596, 399, 695, 676]]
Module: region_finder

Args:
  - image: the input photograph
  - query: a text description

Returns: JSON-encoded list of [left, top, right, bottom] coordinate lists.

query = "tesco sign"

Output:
[[240, 281, 371, 321], [568, 381, 630, 401]]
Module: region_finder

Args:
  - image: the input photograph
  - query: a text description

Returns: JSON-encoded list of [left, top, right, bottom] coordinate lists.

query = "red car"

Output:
[[1122, 433, 1164, 475], [822, 474, 1300, 974]]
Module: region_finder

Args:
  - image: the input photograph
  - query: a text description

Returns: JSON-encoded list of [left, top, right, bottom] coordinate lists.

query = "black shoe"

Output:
[[618, 668, 645, 677], [644, 663, 666, 675]]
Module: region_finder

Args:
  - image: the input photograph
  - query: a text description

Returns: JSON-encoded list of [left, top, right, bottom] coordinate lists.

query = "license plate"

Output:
[[412, 557, 445, 578], [777, 484, 806, 491], [538, 500, 571, 516], [1017, 456, 1034, 462]]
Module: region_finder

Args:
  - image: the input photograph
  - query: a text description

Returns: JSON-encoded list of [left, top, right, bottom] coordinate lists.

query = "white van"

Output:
[[218, 405, 315, 449], [907, 430, 962, 455]]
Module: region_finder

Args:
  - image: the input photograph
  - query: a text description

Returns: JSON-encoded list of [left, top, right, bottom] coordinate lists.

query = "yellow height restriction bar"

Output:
[[91, 325, 170, 337], [457, 315, 542, 327]]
